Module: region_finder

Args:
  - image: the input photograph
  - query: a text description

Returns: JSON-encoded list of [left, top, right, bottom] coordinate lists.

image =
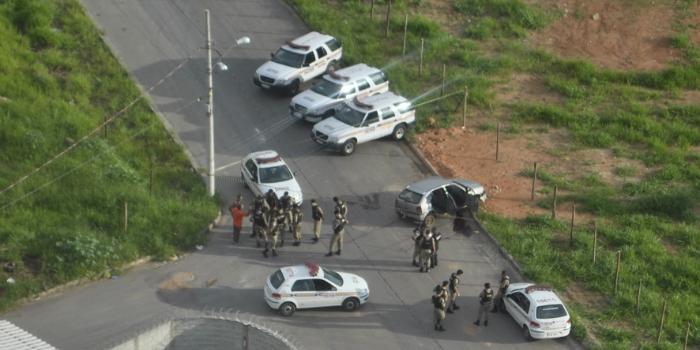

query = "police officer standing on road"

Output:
[[265, 189, 279, 211], [432, 285, 447, 332], [411, 222, 425, 267], [278, 192, 292, 246], [492, 270, 510, 313], [446, 269, 463, 313], [291, 203, 303, 246], [263, 208, 284, 258], [253, 205, 268, 248], [250, 195, 267, 238], [333, 196, 348, 219], [430, 227, 442, 268], [310, 199, 324, 243], [474, 282, 494, 326], [325, 210, 347, 256], [419, 230, 435, 272]]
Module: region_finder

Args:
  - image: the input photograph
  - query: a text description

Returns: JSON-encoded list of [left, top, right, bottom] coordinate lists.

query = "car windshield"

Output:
[[399, 189, 423, 204], [271, 48, 305, 68], [322, 267, 344, 286], [269, 269, 285, 289], [311, 79, 342, 98], [259, 165, 293, 183], [334, 105, 366, 127], [536, 304, 567, 319]]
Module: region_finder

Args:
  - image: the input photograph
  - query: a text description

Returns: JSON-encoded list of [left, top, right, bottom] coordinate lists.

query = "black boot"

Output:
[[453, 304, 460, 310], [272, 249, 278, 257], [473, 320, 480, 326], [262, 249, 268, 258], [335, 249, 341, 255], [446, 309, 454, 314], [325, 252, 333, 257], [293, 241, 301, 246], [312, 237, 319, 243], [438, 325, 446, 332]]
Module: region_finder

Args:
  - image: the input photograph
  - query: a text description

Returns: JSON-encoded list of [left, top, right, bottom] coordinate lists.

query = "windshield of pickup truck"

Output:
[[334, 105, 366, 127]]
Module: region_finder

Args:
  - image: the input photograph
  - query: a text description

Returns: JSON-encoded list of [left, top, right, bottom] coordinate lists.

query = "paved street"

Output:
[[4, 1, 578, 349]]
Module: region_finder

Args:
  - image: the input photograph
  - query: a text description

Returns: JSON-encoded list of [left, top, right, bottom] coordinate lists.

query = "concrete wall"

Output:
[[108, 317, 292, 350]]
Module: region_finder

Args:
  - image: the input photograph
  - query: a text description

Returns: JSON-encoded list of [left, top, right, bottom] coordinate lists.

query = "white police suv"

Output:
[[264, 262, 370, 316], [504, 283, 571, 340], [311, 91, 415, 155], [241, 150, 303, 204], [254, 32, 342, 95], [290, 63, 389, 122]]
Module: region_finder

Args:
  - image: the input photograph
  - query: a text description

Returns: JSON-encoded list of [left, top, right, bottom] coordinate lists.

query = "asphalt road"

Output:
[[4, 1, 578, 349]]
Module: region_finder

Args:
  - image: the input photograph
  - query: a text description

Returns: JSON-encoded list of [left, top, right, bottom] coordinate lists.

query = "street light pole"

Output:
[[205, 9, 215, 197]]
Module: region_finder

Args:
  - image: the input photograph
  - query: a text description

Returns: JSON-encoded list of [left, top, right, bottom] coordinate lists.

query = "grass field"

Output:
[[0, 0, 218, 311], [289, 0, 699, 348]]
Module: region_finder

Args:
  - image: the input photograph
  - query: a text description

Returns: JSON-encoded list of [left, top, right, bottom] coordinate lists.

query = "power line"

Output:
[[0, 57, 192, 197], [0, 97, 201, 211]]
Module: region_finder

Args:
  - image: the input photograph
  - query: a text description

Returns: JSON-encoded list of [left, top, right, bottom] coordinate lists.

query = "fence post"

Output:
[[104, 115, 108, 138], [441, 64, 446, 96], [592, 223, 597, 264], [614, 250, 621, 295], [123, 201, 128, 232], [531, 162, 538, 200], [384, 0, 392, 37], [462, 87, 468, 129], [419, 38, 424, 75], [657, 297, 667, 343], [551, 185, 558, 219], [636, 279, 642, 314], [370, 0, 375, 20], [685, 321, 691, 350], [496, 122, 501, 161], [569, 203, 575, 247], [402, 14, 408, 56]]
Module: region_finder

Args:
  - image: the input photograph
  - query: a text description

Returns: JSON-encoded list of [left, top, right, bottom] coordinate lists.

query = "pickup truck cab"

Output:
[[290, 63, 389, 122], [311, 91, 415, 155], [254, 32, 342, 95]]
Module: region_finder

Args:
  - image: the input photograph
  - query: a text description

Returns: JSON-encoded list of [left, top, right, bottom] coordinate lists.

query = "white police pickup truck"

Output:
[[311, 91, 415, 155], [289, 63, 389, 122], [253, 32, 342, 95]]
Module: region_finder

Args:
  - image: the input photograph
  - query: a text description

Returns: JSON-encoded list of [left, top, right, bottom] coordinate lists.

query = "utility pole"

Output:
[[205, 9, 215, 197]]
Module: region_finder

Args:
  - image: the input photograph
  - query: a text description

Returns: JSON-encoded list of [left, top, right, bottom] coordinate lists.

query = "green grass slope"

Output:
[[288, 0, 699, 348], [0, 0, 218, 311]]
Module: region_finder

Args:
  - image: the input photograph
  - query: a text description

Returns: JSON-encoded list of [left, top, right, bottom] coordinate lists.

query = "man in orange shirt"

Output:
[[230, 203, 249, 244]]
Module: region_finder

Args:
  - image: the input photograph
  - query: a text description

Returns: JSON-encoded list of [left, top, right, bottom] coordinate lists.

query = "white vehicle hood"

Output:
[[291, 89, 335, 111], [256, 61, 298, 82], [338, 272, 369, 292], [258, 179, 303, 203], [313, 117, 354, 136]]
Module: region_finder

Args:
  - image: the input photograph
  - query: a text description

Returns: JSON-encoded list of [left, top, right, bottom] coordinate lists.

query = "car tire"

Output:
[[342, 297, 360, 311], [341, 139, 356, 156], [279, 302, 296, 317], [288, 80, 300, 96], [523, 325, 534, 341], [391, 123, 407, 141]]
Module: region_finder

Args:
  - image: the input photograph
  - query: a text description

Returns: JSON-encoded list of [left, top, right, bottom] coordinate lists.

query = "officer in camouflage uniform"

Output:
[[432, 284, 447, 332], [325, 210, 347, 256], [291, 203, 303, 246], [333, 196, 348, 219], [492, 270, 510, 313], [278, 192, 292, 246], [474, 282, 494, 326], [253, 204, 269, 248], [310, 199, 323, 243], [446, 269, 464, 313], [263, 208, 284, 258], [419, 230, 435, 273]]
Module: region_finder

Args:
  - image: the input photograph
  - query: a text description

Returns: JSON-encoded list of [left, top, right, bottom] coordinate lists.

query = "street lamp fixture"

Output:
[[205, 9, 250, 197]]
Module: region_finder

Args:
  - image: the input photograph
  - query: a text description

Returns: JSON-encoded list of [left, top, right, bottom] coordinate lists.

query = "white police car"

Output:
[[254, 32, 342, 95], [290, 63, 389, 122], [504, 283, 571, 340], [240, 150, 303, 204], [263, 262, 370, 316], [311, 91, 415, 155]]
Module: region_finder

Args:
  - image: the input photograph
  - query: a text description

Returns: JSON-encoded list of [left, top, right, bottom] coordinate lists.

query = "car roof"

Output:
[[247, 150, 286, 168], [349, 91, 409, 111], [511, 283, 565, 307], [404, 176, 454, 193], [282, 31, 334, 54], [325, 64, 381, 84], [279, 263, 325, 280]]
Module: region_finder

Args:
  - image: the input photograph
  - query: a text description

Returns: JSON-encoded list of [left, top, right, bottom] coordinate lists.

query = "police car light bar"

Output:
[[304, 261, 320, 276], [328, 70, 350, 81], [525, 285, 553, 293], [286, 40, 310, 51], [353, 96, 374, 110], [256, 155, 282, 164]]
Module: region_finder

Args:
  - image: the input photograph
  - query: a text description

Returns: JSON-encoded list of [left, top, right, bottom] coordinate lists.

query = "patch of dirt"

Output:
[[529, 0, 683, 70], [564, 281, 606, 309], [416, 122, 649, 220], [494, 73, 564, 106], [158, 272, 194, 291], [418, 0, 465, 37]]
